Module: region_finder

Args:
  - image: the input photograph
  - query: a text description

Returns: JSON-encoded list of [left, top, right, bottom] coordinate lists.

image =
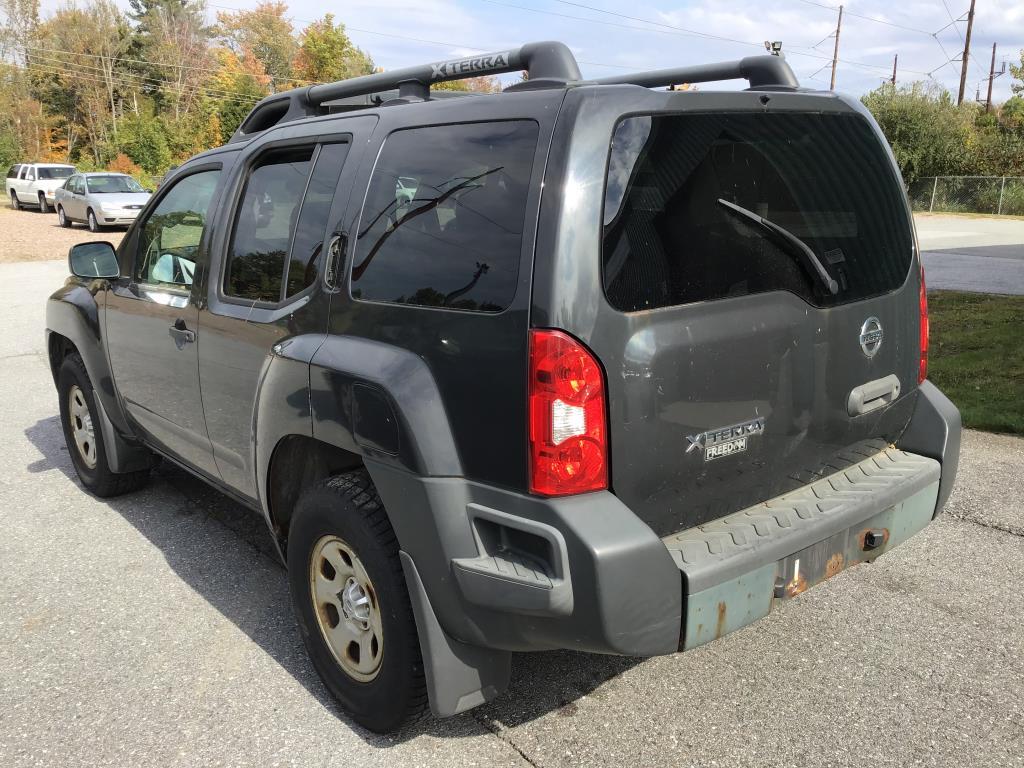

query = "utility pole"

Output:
[[830, 4, 843, 90], [891, 53, 898, 85], [957, 0, 976, 106], [985, 42, 997, 112]]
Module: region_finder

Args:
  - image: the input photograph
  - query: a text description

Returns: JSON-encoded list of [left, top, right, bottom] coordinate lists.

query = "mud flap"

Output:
[[399, 551, 512, 717]]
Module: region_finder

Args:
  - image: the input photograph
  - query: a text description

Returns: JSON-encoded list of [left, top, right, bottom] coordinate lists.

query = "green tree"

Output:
[[119, 108, 170, 173], [1010, 48, 1022, 96], [862, 82, 978, 182], [293, 13, 372, 84]]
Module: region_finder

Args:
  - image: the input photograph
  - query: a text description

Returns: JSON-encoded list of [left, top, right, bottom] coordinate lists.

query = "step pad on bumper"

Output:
[[662, 448, 941, 649]]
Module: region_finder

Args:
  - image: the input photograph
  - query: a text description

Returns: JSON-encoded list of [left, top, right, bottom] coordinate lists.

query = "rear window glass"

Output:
[[602, 113, 913, 312], [351, 120, 539, 313], [38, 166, 74, 179]]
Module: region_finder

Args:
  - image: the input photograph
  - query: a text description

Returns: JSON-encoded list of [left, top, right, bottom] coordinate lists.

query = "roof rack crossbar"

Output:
[[592, 55, 799, 90], [231, 40, 580, 141], [307, 40, 581, 106]]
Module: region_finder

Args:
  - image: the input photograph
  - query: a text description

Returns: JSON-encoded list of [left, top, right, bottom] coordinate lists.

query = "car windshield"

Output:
[[87, 175, 145, 194], [38, 166, 74, 180]]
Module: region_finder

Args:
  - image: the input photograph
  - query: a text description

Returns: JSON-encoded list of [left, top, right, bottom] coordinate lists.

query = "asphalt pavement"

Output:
[[916, 214, 1024, 295], [2, 259, 1023, 767]]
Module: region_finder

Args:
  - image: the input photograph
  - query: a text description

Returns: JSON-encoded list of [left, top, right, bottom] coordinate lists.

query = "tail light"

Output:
[[528, 329, 608, 496], [918, 262, 929, 383]]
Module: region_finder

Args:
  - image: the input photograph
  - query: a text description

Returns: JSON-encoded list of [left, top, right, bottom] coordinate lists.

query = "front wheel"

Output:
[[57, 205, 71, 227], [87, 208, 100, 232], [38, 192, 49, 213], [287, 471, 427, 733], [58, 353, 151, 497]]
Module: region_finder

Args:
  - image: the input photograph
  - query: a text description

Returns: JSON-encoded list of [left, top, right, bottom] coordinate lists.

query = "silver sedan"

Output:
[[55, 172, 152, 231]]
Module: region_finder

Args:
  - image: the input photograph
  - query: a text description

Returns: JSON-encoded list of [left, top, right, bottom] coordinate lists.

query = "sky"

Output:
[[38, 0, 1024, 102]]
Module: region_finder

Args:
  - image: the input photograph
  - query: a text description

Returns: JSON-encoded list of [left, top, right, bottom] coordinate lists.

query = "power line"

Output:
[[790, 0, 937, 35], [22, 56, 260, 105]]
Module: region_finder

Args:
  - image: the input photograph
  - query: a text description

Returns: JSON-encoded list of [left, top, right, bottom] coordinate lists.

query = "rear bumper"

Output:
[[373, 382, 959, 715], [664, 448, 939, 649]]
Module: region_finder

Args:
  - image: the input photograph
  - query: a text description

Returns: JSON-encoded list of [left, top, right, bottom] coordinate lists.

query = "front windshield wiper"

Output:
[[717, 199, 839, 296]]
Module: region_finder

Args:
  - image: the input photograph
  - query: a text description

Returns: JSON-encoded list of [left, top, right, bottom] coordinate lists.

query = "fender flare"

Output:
[[46, 282, 152, 472], [308, 334, 463, 477]]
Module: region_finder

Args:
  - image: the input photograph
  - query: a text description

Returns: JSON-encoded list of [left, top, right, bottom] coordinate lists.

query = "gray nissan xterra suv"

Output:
[[46, 42, 961, 732]]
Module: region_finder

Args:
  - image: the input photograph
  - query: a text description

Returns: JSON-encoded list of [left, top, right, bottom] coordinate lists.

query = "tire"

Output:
[[57, 205, 71, 227], [10, 190, 21, 210], [38, 192, 49, 213], [58, 353, 150, 498], [87, 208, 100, 232], [287, 470, 427, 733]]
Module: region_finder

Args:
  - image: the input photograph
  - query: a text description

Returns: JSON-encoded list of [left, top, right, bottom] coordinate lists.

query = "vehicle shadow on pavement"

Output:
[[24, 415, 639, 741]]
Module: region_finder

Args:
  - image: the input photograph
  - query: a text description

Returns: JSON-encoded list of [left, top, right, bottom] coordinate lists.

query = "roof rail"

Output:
[[592, 55, 799, 91], [230, 40, 581, 142]]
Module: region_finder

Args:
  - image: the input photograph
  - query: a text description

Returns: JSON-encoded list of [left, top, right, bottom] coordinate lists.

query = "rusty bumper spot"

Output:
[[784, 573, 808, 598], [715, 601, 727, 639], [824, 552, 845, 578]]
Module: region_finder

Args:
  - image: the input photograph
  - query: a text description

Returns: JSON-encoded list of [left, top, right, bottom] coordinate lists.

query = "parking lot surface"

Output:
[[916, 214, 1024, 295], [2, 261, 1024, 766]]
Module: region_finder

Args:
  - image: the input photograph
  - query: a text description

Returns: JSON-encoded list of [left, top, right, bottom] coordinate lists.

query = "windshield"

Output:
[[86, 175, 145, 194], [38, 166, 74, 180], [602, 112, 913, 312]]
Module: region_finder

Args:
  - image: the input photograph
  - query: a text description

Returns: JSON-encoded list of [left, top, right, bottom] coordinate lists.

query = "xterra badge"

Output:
[[686, 417, 766, 461]]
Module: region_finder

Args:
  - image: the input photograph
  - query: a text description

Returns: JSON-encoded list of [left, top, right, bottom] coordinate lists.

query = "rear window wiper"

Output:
[[717, 199, 839, 296]]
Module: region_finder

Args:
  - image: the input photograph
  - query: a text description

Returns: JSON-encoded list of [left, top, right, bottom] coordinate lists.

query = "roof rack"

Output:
[[230, 40, 580, 142], [592, 56, 799, 91], [229, 43, 801, 143]]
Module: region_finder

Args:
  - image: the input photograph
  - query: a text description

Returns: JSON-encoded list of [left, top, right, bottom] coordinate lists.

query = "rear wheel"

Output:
[[38, 192, 49, 213], [87, 208, 100, 232], [10, 190, 21, 210], [58, 353, 151, 497], [57, 205, 71, 227], [287, 470, 427, 732]]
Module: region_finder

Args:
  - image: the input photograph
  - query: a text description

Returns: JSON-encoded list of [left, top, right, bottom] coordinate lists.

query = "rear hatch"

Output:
[[536, 92, 923, 537]]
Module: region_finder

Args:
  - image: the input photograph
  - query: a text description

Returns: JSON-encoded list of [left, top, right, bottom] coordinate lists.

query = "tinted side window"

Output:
[[136, 170, 221, 286], [6, 165, 18, 178], [225, 147, 313, 302], [285, 142, 349, 298], [351, 120, 539, 313]]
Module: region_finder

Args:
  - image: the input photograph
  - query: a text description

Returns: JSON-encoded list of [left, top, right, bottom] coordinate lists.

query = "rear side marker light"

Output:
[[528, 329, 608, 496]]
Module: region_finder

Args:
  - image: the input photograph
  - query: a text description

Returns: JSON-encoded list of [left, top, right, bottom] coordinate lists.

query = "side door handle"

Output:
[[169, 318, 196, 345], [323, 231, 348, 291]]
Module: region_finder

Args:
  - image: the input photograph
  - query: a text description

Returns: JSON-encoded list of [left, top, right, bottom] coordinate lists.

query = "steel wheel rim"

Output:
[[88, 212, 96, 229], [309, 535, 384, 682], [67, 384, 97, 469]]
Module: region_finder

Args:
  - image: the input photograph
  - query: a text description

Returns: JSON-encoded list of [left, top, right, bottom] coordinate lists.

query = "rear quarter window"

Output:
[[351, 120, 539, 313], [602, 112, 913, 312]]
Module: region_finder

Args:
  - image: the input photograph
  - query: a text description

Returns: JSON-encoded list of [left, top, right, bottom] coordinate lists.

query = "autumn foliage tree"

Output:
[[292, 13, 372, 83]]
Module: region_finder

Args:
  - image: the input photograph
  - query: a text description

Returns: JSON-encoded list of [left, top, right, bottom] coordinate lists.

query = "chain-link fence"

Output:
[[908, 176, 1024, 216]]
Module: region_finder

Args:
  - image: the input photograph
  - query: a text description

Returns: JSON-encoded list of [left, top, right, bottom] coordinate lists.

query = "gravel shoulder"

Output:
[[0, 205, 125, 264]]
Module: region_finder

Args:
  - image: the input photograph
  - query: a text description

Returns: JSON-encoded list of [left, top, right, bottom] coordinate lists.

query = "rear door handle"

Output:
[[168, 318, 196, 344], [847, 374, 900, 416]]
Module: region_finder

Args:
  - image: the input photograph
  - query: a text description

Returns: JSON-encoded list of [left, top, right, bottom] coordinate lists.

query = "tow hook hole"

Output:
[[862, 529, 886, 551]]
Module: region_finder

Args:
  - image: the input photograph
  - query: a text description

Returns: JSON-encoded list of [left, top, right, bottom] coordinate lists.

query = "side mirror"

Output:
[[69, 241, 120, 279]]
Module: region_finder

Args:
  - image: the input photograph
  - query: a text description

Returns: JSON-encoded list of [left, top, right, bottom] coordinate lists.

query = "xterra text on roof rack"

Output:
[[46, 41, 961, 732]]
